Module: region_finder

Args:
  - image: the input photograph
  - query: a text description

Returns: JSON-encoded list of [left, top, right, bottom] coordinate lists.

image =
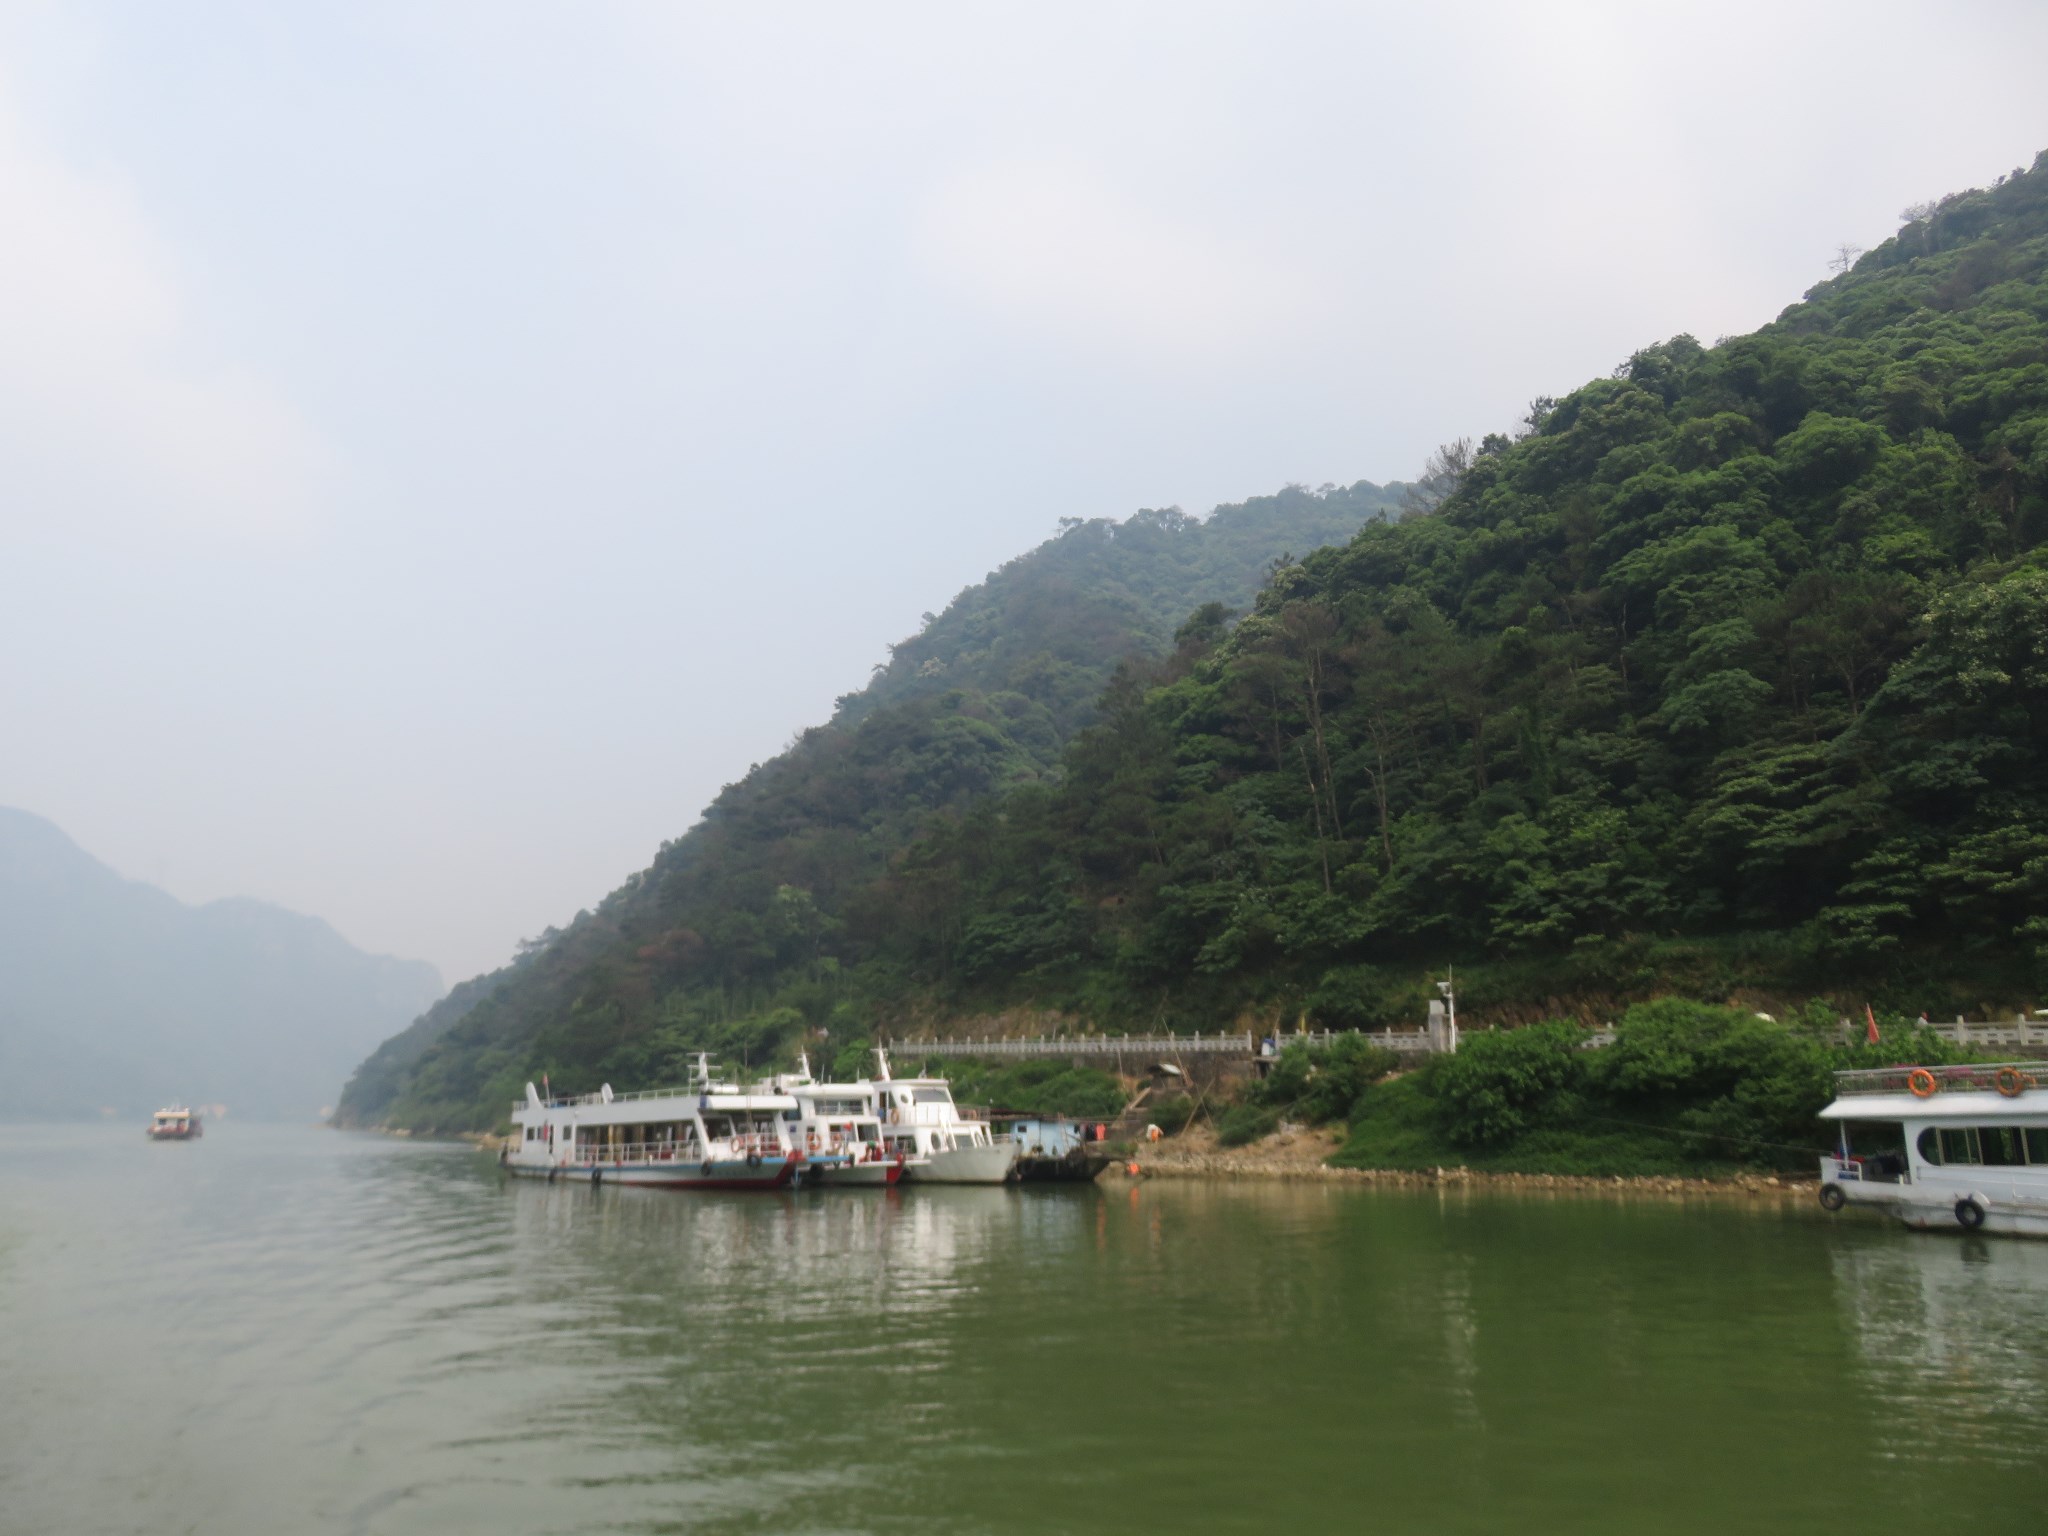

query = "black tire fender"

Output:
[[746, 1151, 763, 1169], [1956, 1197, 1987, 1230], [1818, 1183, 1846, 1212]]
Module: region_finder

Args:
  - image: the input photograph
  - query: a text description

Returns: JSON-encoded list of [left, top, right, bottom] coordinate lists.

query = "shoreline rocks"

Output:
[[1119, 1126, 1810, 1198]]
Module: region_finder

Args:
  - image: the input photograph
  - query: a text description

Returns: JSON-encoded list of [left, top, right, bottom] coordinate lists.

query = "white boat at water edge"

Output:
[[505, 1056, 810, 1190], [502, 1054, 937, 1191], [1819, 1062, 2048, 1237], [501, 1051, 1017, 1191], [773, 1056, 922, 1187], [789, 1049, 1017, 1185]]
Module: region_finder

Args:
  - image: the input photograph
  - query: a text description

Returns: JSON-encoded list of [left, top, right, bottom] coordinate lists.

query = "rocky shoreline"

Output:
[[1114, 1126, 1814, 1200]]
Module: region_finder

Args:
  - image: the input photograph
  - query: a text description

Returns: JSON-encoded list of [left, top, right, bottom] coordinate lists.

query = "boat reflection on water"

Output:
[[1833, 1233, 2048, 1466], [490, 1175, 1105, 1506], [500, 1176, 1098, 1325]]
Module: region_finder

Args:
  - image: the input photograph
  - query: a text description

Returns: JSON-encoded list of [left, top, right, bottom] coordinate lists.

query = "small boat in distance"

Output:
[[146, 1107, 202, 1141], [1819, 1062, 2048, 1236]]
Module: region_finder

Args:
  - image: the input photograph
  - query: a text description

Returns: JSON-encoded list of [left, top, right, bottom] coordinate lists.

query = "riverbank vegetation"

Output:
[[901, 1057, 1128, 1121], [1330, 1003, 1979, 1177], [344, 152, 2048, 1135]]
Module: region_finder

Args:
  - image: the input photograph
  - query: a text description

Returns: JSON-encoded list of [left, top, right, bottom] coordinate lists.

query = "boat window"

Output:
[[2027, 1128, 2048, 1165], [1981, 1126, 2026, 1167], [912, 1089, 953, 1105], [1937, 1128, 1981, 1165]]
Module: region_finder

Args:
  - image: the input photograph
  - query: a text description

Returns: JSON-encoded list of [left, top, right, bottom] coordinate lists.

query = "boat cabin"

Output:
[[502, 1057, 807, 1189]]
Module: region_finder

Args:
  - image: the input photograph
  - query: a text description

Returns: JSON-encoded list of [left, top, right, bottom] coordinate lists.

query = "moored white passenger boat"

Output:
[[1819, 1062, 2048, 1237], [770, 1057, 922, 1187], [503, 1056, 804, 1191], [867, 1050, 1017, 1184], [762, 1050, 1014, 1183]]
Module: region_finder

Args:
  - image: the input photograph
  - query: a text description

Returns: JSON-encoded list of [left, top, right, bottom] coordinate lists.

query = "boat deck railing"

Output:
[[1831, 1062, 2044, 1097], [515, 1079, 764, 1114], [1822, 1153, 1912, 1184], [561, 1132, 810, 1164]]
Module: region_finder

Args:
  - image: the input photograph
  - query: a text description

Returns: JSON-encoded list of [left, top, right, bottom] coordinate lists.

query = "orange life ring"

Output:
[[1995, 1066, 2030, 1098], [1907, 1068, 1938, 1098]]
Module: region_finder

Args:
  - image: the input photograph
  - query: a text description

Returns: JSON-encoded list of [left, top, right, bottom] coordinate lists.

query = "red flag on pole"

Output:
[[1865, 1005, 1880, 1044]]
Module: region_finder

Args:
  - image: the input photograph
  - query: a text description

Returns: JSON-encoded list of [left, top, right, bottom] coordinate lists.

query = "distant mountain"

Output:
[[0, 808, 442, 1120], [338, 483, 1405, 1128]]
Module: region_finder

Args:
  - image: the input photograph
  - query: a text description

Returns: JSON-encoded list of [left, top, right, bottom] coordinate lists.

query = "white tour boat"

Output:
[[1819, 1061, 2048, 1236], [761, 1049, 1014, 1183], [768, 1056, 922, 1187], [146, 1106, 202, 1141], [504, 1056, 808, 1190], [863, 1050, 1017, 1184]]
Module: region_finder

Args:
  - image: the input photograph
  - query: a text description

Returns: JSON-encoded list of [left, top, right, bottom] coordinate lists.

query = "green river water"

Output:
[[1, 1123, 2043, 1534]]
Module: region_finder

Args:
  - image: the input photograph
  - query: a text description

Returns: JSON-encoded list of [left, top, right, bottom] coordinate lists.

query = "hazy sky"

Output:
[[4, 2, 2046, 986]]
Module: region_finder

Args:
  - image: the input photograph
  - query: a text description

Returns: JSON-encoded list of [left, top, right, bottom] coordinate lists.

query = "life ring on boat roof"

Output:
[[1907, 1068, 1939, 1098], [1995, 1066, 2031, 1098]]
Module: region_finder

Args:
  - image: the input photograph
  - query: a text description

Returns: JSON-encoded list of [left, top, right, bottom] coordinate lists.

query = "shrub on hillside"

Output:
[[1240, 1033, 1404, 1130], [932, 1058, 1126, 1120], [1429, 1021, 1586, 1148], [1216, 1103, 1282, 1147]]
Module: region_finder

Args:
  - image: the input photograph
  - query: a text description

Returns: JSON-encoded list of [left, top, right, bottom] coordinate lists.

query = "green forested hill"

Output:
[[879, 153, 2048, 1031], [349, 151, 2048, 1133], [337, 482, 1404, 1126]]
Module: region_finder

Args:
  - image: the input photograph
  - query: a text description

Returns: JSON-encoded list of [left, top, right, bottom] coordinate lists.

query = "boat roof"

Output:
[[514, 1089, 798, 1121], [1821, 1091, 2048, 1120], [1822, 1062, 2048, 1119]]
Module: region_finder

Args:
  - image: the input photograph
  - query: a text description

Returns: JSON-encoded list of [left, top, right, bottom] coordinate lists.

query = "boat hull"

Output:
[[1824, 1165, 2048, 1239], [901, 1142, 1018, 1185], [811, 1158, 908, 1187], [1013, 1149, 1109, 1183], [503, 1155, 801, 1191]]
